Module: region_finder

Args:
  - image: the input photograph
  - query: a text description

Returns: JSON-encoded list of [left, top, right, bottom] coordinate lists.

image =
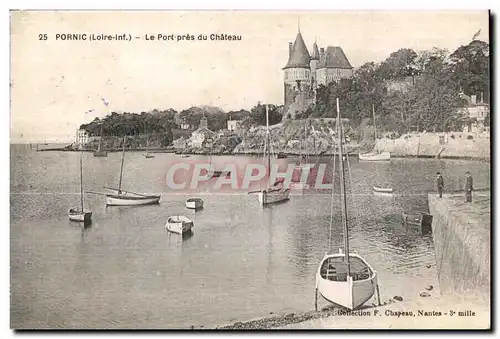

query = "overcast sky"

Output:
[[10, 10, 489, 142]]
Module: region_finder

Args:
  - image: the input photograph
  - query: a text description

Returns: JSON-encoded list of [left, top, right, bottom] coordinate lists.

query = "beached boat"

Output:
[[181, 154, 190, 158], [373, 186, 393, 193], [93, 123, 108, 157], [359, 105, 390, 162], [165, 216, 194, 234], [68, 151, 92, 223], [250, 105, 290, 206], [103, 136, 161, 206], [186, 198, 204, 210], [315, 98, 381, 311]]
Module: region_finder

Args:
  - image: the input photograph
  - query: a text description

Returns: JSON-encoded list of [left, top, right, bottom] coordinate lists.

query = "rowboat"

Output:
[[315, 98, 381, 311], [358, 105, 391, 162], [144, 134, 155, 158], [68, 150, 92, 224], [186, 198, 204, 210], [165, 216, 194, 234], [373, 186, 393, 193], [257, 188, 290, 205]]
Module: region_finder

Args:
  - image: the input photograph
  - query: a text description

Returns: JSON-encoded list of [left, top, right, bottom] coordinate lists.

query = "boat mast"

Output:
[[118, 135, 126, 194], [372, 104, 378, 153], [336, 98, 350, 277], [80, 150, 84, 212], [266, 105, 271, 181], [98, 123, 103, 152]]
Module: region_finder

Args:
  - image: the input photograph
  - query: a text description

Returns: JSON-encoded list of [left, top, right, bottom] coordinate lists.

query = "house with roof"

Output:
[[188, 115, 217, 148], [283, 28, 354, 115]]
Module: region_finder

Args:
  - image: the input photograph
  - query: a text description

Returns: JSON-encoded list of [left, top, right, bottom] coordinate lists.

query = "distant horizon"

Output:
[[10, 10, 489, 143]]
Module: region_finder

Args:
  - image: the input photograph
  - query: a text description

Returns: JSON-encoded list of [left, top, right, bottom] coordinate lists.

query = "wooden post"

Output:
[[314, 288, 318, 311]]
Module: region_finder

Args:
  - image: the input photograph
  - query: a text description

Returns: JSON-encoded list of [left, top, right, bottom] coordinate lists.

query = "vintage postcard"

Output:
[[10, 10, 490, 330]]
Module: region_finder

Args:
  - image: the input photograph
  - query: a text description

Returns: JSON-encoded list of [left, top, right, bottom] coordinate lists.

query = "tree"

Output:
[[249, 104, 283, 126]]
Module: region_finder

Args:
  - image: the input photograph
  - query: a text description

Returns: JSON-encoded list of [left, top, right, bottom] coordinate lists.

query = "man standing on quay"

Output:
[[436, 172, 444, 198], [465, 172, 474, 203]]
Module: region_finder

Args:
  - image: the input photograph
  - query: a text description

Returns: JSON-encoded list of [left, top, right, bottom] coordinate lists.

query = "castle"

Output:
[[283, 30, 354, 116]]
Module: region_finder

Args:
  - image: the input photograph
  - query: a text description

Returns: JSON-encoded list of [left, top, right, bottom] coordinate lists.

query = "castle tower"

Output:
[[283, 30, 312, 111], [310, 40, 320, 97], [316, 46, 354, 86]]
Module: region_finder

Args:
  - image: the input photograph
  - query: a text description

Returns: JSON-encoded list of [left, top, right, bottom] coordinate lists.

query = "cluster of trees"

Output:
[[303, 40, 489, 134]]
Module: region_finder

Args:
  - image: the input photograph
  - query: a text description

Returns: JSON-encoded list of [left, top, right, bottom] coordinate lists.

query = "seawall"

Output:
[[428, 192, 490, 302], [377, 132, 490, 159]]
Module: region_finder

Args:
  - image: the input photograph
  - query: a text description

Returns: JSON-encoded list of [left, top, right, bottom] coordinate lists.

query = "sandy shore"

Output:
[[213, 293, 489, 330]]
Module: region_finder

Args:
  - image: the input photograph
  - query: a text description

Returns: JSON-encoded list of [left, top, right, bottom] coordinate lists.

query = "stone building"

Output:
[[283, 29, 354, 116]]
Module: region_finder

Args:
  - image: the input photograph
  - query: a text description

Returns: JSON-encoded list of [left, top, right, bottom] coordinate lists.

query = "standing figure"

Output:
[[436, 172, 444, 198], [465, 172, 473, 203]]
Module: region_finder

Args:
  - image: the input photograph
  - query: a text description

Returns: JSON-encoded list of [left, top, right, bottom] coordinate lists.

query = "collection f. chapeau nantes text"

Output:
[[39, 33, 242, 42]]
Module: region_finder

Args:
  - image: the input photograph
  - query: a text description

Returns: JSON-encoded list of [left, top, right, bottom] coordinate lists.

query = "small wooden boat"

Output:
[[104, 136, 161, 206], [402, 211, 433, 235], [69, 208, 92, 222], [186, 198, 204, 210], [144, 153, 155, 159], [165, 216, 194, 234], [315, 98, 381, 311], [358, 105, 390, 162], [93, 123, 108, 157], [69, 151, 92, 223], [251, 106, 290, 206], [276, 152, 287, 159], [359, 151, 390, 161], [144, 134, 155, 158], [181, 154, 190, 158], [373, 186, 393, 193]]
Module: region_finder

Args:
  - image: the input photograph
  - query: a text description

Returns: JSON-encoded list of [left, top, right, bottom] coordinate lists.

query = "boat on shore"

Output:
[[186, 198, 204, 210], [315, 98, 381, 311], [165, 216, 194, 234], [68, 151, 92, 224], [373, 186, 393, 193]]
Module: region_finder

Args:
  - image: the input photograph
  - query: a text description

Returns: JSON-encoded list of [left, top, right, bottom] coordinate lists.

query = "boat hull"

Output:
[[144, 154, 155, 159], [257, 189, 290, 205], [93, 151, 108, 157], [373, 186, 393, 193], [106, 194, 161, 206], [68, 211, 92, 222], [186, 199, 204, 210], [165, 216, 194, 234], [316, 253, 377, 310], [358, 152, 390, 161]]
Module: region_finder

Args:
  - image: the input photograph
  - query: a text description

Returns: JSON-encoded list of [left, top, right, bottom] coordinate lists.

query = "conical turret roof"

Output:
[[283, 32, 311, 69], [311, 41, 320, 60]]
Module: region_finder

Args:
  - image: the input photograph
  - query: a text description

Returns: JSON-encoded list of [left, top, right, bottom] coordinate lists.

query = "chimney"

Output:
[[289, 42, 293, 57], [471, 95, 477, 105], [320, 48, 325, 61]]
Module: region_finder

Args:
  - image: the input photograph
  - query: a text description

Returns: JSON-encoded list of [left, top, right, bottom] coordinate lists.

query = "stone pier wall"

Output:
[[428, 192, 490, 301]]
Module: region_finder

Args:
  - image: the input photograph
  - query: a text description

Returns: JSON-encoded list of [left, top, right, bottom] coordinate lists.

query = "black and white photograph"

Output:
[[9, 10, 491, 330]]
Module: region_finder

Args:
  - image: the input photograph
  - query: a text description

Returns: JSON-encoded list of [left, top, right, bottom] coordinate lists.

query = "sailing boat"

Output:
[[358, 104, 390, 161], [144, 134, 155, 159], [104, 136, 161, 206], [295, 120, 313, 170], [93, 123, 108, 157], [315, 98, 381, 311], [68, 151, 92, 223], [252, 105, 290, 206]]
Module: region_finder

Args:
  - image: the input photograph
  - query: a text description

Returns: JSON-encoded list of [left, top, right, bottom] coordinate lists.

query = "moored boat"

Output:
[[315, 98, 381, 311], [373, 186, 393, 193], [186, 198, 204, 210], [358, 105, 391, 162], [93, 123, 108, 157], [165, 216, 194, 234], [69, 150, 92, 224]]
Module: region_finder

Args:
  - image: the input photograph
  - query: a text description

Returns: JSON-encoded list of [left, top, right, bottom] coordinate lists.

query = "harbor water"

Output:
[[10, 144, 490, 328]]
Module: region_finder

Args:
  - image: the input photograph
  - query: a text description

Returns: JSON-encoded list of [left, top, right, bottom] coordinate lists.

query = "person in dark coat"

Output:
[[465, 172, 473, 203], [436, 172, 444, 198]]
